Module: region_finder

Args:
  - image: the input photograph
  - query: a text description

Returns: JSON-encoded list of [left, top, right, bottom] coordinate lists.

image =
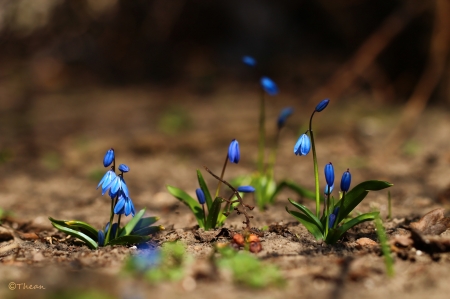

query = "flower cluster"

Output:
[[97, 148, 135, 217]]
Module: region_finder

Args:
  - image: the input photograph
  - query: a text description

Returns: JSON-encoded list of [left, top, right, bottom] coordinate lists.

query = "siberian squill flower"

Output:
[[237, 186, 256, 193], [277, 107, 294, 129], [114, 193, 136, 216], [118, 164, 129, 173], [97, 170, 117, 195], [196, 188, 206, 205], [294, 134, 311, 156], [340, 169, 351, 192], [324, 184, 334, 195], [242, 56, 256, 67], [260, 77, 279, 96], [315, 99, 330, 112], [228, 139, 240, 163], [324, 162, 334, 187], [103, 148, 115, 167]]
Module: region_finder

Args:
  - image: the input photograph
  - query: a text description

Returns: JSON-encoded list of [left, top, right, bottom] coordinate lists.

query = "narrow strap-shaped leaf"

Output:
[[197, 170, 213, 211], [107, 235, 151, 246], [133, 225, 164, 236], [133, 217, 160, 231], [51, 222, 98, 249], [119, 208, 146, 237], [325, 211, 379, 244], [64, 220, 99, 241], [288, 198, 324, 232], [205, 197, 222, 230], [333, 180, 392, 224], [286, 207, 324, 240], [166, 185, 205, 228]]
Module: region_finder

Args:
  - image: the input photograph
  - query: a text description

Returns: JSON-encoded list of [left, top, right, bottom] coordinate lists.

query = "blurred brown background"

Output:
[[0, 0, 449, 165]]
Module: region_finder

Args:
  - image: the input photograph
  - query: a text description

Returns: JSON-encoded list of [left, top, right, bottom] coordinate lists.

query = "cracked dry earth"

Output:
[[1, 86, 450, 299]]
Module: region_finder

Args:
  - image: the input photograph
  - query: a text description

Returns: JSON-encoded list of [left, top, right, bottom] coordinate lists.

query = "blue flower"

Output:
[[242, 56, 256, 67], [324, 162, 334, 187], [105, 222, 118, 237], [118, 164, 129, 173], [98, 230, 105, 246], [97, 170, 117, 195], [105, 175, 129, 198], [196, 188, 206, 205], [328, 213, 336, 228], [260, 77, 279, 96], [237, 186, 256, 193], [114, 193, 136, 216], [132, 247, 161, 272], [103, 148, 115, 167], [340, 169, 351, 192], [294, 134, 311, 156], [228, 139, 240, 164], [324, 184, 334, 195], [315, 99, 330, 112], [277, 107, 294, 129]]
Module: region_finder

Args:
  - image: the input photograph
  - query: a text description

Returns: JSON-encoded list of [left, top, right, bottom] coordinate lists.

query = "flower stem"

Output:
[[309, 111, 320, 218], [258, 89, 266, 174], [215, 154, 229, 198], [105, 198, 116, 244], [115, 214, 122, 239]]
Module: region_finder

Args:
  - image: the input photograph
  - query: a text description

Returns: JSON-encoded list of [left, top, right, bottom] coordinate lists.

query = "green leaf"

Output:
[[119, 209, 146, 237], [334, 180, 393, 224], [166, 185, 205, 228], [275, 180, 323, 202], [64, 220, 99, 241], [326, 211, 379, 244], [197, 170, 213, 211], [287, 198, 324, 232], [285, 207, 324, 240], [107, 235, 151, 246], [205, 197, 223, 230], [133, 216, 160, 231], [133, 225, 164, 236], [49, 217, 98, 241], [51, 222, 98, 249]]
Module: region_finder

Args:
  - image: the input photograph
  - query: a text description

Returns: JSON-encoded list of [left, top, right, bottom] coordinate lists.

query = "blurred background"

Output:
[[0, 0, 449, 167]]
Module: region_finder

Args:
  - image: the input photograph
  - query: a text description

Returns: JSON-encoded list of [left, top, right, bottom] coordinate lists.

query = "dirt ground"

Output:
[[1, 85, 450, 299]]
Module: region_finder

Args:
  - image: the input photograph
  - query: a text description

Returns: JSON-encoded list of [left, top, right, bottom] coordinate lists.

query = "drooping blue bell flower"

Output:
[[315, 99, 330, 112], [114, 193, 136, 216], [103, 148, 115, 167], [196, 188, 206, 205], [277, 107, 294, 129], [118, 164, 129, 173], [105, 175, 129, 198], [228, 139, 240, 164], [294, 134, 311, 156], [324, 162, 334, 187], [340, 169, 351, 192], [237, 186, 256, 193], [260, 77, 279, 96], [324, 184, 334, 195], [97, 170, 117, 195], [242, 56, 256, 67]]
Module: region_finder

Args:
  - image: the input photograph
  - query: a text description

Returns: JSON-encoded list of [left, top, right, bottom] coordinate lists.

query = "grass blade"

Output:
[[197, 170, 213, 211], [326, 211, 379, 244], [286, 207, 324, 240], [119, 208, 146, 237], [51, 222, 98, 249], [167, 185, 205, 228], [205, 197, 222, 230]]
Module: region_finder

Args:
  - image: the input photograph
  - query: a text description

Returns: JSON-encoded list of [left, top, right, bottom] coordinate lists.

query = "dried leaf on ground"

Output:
[[409, 208, 450, 235]]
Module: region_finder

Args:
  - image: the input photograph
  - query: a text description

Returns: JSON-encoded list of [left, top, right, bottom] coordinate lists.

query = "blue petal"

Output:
[[196, 188, 206, 205], [324, 163, 335, 187], [98, 230, 105, 246], [125, 199, 132, 216], [228, 139, 240, 164], [114, 196, 126, 214], [315, 99, 330, 112], [237, 186, 256, 193], [120, 177, 129, 198], [294, 134, 311, 156], [277, 107, 294, 129]]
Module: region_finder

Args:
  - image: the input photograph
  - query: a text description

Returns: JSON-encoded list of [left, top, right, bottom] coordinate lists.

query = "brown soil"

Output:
[[1, 86, 450, 299]]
